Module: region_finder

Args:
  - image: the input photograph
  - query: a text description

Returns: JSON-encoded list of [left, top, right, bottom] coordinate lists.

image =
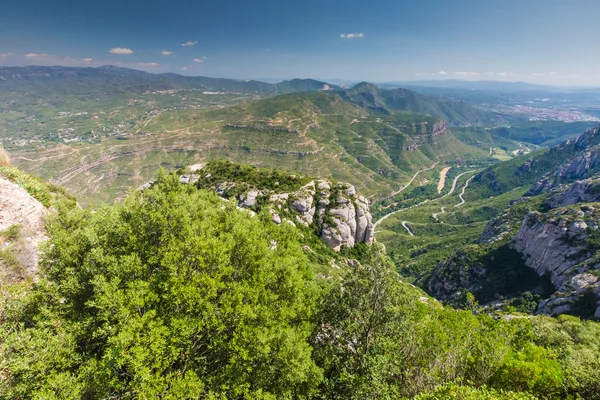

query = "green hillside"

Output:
[[373, 124, 597, 273], [339, 82, 515, 126], [10, 91, 508, 206], [2, 170, 600, 399]]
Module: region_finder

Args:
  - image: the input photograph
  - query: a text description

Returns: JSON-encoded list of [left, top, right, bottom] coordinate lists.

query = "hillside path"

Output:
[[389, 163, 438, 198]]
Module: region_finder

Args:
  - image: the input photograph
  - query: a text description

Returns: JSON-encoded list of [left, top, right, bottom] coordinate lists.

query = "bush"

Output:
[[0, 173, 323, 399]]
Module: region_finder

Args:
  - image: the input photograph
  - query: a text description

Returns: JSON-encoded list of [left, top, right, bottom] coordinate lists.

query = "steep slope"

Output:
[[0, 166, 75, 283], [425, 125, 600, 319]]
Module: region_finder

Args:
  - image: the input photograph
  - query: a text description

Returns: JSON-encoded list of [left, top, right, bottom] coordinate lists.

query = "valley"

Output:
[[1, 65, 600, 400]]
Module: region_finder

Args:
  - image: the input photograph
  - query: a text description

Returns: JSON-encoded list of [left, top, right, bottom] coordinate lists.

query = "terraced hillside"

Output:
[[10, 91, 516, 206]]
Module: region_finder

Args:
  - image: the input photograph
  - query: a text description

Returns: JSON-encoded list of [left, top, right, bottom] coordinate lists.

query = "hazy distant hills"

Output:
[[339, 82, 514, 126], [387, 79, 561, 92], [0, 65, 278, 94], [0, 66, 515, 126], [275, 78, 341, 93]]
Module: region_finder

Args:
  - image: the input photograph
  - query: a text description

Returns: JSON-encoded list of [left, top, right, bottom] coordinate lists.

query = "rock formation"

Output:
[[512, 205, 600, 318], [0, 177, 47, 282], [173, 166, 375, 251]]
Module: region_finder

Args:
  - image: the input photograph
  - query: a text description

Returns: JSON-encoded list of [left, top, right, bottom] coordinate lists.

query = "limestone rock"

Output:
[[239, 189, 259, 208]]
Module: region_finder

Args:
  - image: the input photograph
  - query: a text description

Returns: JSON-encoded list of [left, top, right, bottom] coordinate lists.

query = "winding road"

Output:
[[389, 163, 438, 198], [454, 175, 476, 207], [401, 221, 414, 236], [440, 170, 476, 199], [374, 169, 479, 230]]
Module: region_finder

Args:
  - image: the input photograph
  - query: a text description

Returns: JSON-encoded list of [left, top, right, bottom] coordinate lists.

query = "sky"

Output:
[[1, 0, 600, 86]]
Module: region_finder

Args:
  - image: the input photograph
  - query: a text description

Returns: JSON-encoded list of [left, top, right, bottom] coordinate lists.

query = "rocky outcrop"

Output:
[[270, 180, 375, 251], [320, 190, 374, 251], [431, 120, 448, 138], [545, 178, 600, 208], [178, 167, 375, 251], [0, 177, 47, 282], [512, 206, 600, 318], [527, 126, 600, 196]]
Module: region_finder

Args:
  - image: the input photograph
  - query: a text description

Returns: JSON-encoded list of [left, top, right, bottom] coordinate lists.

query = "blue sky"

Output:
[[1, 0, 600, 85]]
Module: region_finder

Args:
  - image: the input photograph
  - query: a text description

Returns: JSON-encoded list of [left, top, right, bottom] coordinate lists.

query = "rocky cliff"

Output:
[[528, 126, 600, 195], [174, 161, 375, 251], [512, 204, 600, 318]]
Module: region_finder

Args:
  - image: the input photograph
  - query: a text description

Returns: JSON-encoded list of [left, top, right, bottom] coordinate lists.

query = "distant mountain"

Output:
[[11, 90, 499, 206], [384, 79, 562, 92], [0, 65, 278, 94], [275, 78, 340, 93], [338, 82, 514, 126]]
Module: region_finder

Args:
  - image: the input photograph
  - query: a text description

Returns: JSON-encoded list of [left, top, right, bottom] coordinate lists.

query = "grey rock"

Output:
[[239, 190, 259, 208]]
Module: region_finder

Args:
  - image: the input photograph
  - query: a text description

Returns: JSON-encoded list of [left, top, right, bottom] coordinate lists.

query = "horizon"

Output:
[[2, 0, 600, 86], [2, 64, 599, 89]]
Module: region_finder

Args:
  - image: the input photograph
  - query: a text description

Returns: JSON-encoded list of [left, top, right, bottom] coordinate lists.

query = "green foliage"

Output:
[[414, 383, 538, 400], [490, 343, 563, 396], [532, 315, 600, 399], [0, 166, 75, 207], [310, 247, 558, 398], [195, 159, 313, 193], [0, 173, 323, 398], [1, 224, 22, 241], [1, 170, 600, 399]]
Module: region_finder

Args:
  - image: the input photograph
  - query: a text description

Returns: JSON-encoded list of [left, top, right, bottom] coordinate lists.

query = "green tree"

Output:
[[0, 173, 322, 399]]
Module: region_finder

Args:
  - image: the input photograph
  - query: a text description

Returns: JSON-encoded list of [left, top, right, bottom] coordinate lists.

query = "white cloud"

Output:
[[181, 41, 198, 47], [531, 72, 547, 76], [25, 53, 50, 58], [0, 52, 13, 58], [498, 71, 516, 77], [454, 71, 478, 77], [162, 50, 173, 55], [81, 58, 93, 63], [180, 66, 189, 71], [340, 33, 365, 38], [436, 71, 448, 75], [138, 62, 158, 67], [109, 47, 133, 54], [548, 72, 558, 76], [415, 72, 428, 76], [193, 58, 204, 63]]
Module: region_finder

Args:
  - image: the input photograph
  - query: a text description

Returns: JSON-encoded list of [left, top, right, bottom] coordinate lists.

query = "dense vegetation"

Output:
[[1, 173, 600, 399]]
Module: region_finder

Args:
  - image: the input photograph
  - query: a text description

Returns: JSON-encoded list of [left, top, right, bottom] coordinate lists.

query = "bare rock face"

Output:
[[528, 126, 600, 196], [512, 207, 600, 318], [239, 189, 259, 208], [0, 177, 48, 282], [318, 183, 375, 251], [545, 178, 600, 209]]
